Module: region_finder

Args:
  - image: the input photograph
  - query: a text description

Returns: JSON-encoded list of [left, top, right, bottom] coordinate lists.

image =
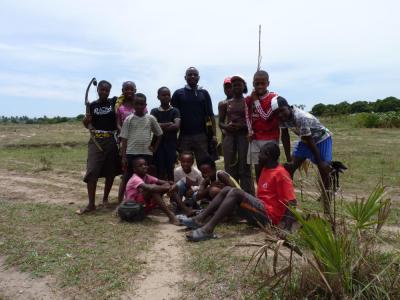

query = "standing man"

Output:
[[171, 67, 217, 163]]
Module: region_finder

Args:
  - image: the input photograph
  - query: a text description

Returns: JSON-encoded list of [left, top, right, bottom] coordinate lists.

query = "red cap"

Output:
[[223, 77, 231, 85]]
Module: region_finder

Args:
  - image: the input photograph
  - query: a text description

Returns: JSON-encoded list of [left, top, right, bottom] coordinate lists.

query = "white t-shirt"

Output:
[[174, 166, 203, 190]]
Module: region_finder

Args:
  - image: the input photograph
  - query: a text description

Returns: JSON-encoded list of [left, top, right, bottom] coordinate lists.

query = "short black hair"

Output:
[[132, 157, 147, 168], [157, 86, 170, 95], [260, 142, 280, 162], [122, 81, 136, 89], [98, 80, 112, 88], [179, 150, 194, 158], [253, 70, 269, 81], [197, 156, 216, 169], [185, 67, 199, 75], [135, 93, 147, 101], [277, 96, 290, 109]]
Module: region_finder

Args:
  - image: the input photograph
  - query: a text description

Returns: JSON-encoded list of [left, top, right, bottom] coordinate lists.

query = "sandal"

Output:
[[76, 206, 96, 215], [180, 218, 201, 229], [186, 228, 218, 242]]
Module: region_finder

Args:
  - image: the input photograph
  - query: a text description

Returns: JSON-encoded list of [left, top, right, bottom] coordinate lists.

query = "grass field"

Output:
[[0, 118, 399, 299]]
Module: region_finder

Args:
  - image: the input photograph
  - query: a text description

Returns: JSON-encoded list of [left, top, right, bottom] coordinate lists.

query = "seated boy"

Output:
[[271, 97, 332, 189], [123, 157, 191, 224], [171, 151, 203, 209], [182, 142, 296, 242], [196, 156, 240, 202]]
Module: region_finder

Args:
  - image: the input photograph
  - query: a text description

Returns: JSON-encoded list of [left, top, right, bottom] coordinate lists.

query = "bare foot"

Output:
[[76, 205, 96, 215]]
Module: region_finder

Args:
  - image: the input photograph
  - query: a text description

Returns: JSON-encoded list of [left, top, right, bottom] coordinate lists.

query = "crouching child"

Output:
[[120, 157, 191, 224], [182, 142, 297, 242]]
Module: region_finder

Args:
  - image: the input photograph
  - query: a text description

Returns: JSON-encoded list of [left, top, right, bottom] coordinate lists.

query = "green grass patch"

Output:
[[0, 202, 156, 299]]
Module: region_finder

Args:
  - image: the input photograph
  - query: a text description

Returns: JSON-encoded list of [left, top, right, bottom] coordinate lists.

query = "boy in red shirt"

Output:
[[182, 142, 297, 242], [245, 70, 281, 181]]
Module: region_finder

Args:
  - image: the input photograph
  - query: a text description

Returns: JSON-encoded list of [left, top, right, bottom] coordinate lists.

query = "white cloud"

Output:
[[0, 0, 399, 116]]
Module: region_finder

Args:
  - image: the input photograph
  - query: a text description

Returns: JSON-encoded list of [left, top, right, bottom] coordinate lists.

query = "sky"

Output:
[[1, 0, 399, 117]]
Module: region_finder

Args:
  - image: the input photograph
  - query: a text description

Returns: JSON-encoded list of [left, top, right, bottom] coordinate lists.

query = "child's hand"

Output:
[[247, 132, 254, 142], [148, 145, 155, 153], [185, 188, 194, 197], [251, 91, 259, 102], [168, 183, 177, 193]]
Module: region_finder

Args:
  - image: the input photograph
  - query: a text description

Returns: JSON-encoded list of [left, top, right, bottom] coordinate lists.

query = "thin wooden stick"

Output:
[[257, 25, 262, 71]]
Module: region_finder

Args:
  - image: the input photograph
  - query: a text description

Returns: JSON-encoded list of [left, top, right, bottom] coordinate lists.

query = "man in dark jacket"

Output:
[[171, 67, 217, 162]]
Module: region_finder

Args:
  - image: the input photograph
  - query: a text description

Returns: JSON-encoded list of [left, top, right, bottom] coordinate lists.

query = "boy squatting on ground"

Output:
[[119, 93, 163, 193], [271, 97, 332, 189], [150, 87, 181, 181], [170, 151, 203, 209], [123, 157, 193, 224], [181, 142, 297, 242]]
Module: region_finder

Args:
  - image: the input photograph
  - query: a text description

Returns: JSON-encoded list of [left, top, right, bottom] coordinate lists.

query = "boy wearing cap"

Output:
[[219, 75, 254, 195], [272, 97, 332, 188]]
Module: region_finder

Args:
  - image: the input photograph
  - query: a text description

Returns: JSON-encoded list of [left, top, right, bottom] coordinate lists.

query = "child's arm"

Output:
[[164, 118, 180, 131], [281, 128, 292, 162], [281, 200, 297, 231], [116, 110, 123, 132], [140, 182, 170, 194], [196, 178, 211, 199], [218, 101, 228, 135], [150, 135, 162, 153], [217, 171, 237, 188]]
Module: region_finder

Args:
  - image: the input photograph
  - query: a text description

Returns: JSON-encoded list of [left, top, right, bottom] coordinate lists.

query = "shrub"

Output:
[[355, 112, 400, 128]]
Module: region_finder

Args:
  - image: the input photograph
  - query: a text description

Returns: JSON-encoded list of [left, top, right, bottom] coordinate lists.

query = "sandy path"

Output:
[[0, 169, 119, 205], [122, 216, 186, 300], [0, 257, 63, 300]]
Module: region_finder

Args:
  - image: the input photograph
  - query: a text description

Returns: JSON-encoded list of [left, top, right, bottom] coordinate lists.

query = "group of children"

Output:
[[80, 68, 334, 242]]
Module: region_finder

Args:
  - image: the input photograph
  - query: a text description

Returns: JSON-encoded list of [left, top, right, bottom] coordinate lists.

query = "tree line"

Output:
[[311, 96, 400, 116], [0, 115, 85, 124]]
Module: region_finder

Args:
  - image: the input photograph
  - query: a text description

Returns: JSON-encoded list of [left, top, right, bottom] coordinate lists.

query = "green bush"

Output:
[[355, 112, 400, 128]]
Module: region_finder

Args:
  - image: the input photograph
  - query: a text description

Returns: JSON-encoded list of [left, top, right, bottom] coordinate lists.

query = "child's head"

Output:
[[133, 157, 148, 177], [179, 151, 195, 173], [157, 87, 171, 107], [133, 93, 147, 116], [258, 142, 280, 167], [97, 80, 112, 100], [122, 81, 136, 101], [230, 75, 248, 97], [253, 70, 269, 96], [271, 96, 291, 122], [223, 77, 233, 99], [197, 156, 217, 180], [185, 67, 200, 88]]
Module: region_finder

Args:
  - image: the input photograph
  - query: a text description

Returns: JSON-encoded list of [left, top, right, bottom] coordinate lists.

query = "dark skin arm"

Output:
[[216, 172, 237, 188], [161, 118, 181, 132], [196, 178, 211, 199], [281, 128, 292, 162], [140, 182, 171, 194], [120, 138, 128, 171], [281, 200, 297, 231], [218, 101, 228, 135], [211, 117, 217, 142]]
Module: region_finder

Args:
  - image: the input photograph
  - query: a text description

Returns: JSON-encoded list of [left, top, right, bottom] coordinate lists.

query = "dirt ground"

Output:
[[0, 169, 188, 300]]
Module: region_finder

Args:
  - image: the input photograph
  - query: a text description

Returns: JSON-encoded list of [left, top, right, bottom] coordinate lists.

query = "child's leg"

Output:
[[149, 192, 179, 225], [103, 176, 115, 205], [86, 180, 97, 209], [209, 186, 222, 199], [200, 188, 245, 234], [170, 192, 193, 216], [193, 186, 233, 224]]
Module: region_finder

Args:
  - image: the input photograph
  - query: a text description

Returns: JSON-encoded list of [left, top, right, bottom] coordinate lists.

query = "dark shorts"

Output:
[[125, 154, 153, 183], [83, 137, 121, 183], [238, 192, 271, 226]]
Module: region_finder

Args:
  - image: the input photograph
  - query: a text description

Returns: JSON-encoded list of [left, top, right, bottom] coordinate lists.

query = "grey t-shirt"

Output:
[[120, 114, 163, 155], [280, 107, 331, 144]]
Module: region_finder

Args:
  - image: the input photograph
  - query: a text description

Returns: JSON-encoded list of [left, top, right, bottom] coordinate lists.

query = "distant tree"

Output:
[[311, 103, 326, 116], [335, 101, 351, 115], [350, 101, 371, 113], [373, 97, 400, 112], [294, 104, 306, 110], [76, 114, 85, 121]]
